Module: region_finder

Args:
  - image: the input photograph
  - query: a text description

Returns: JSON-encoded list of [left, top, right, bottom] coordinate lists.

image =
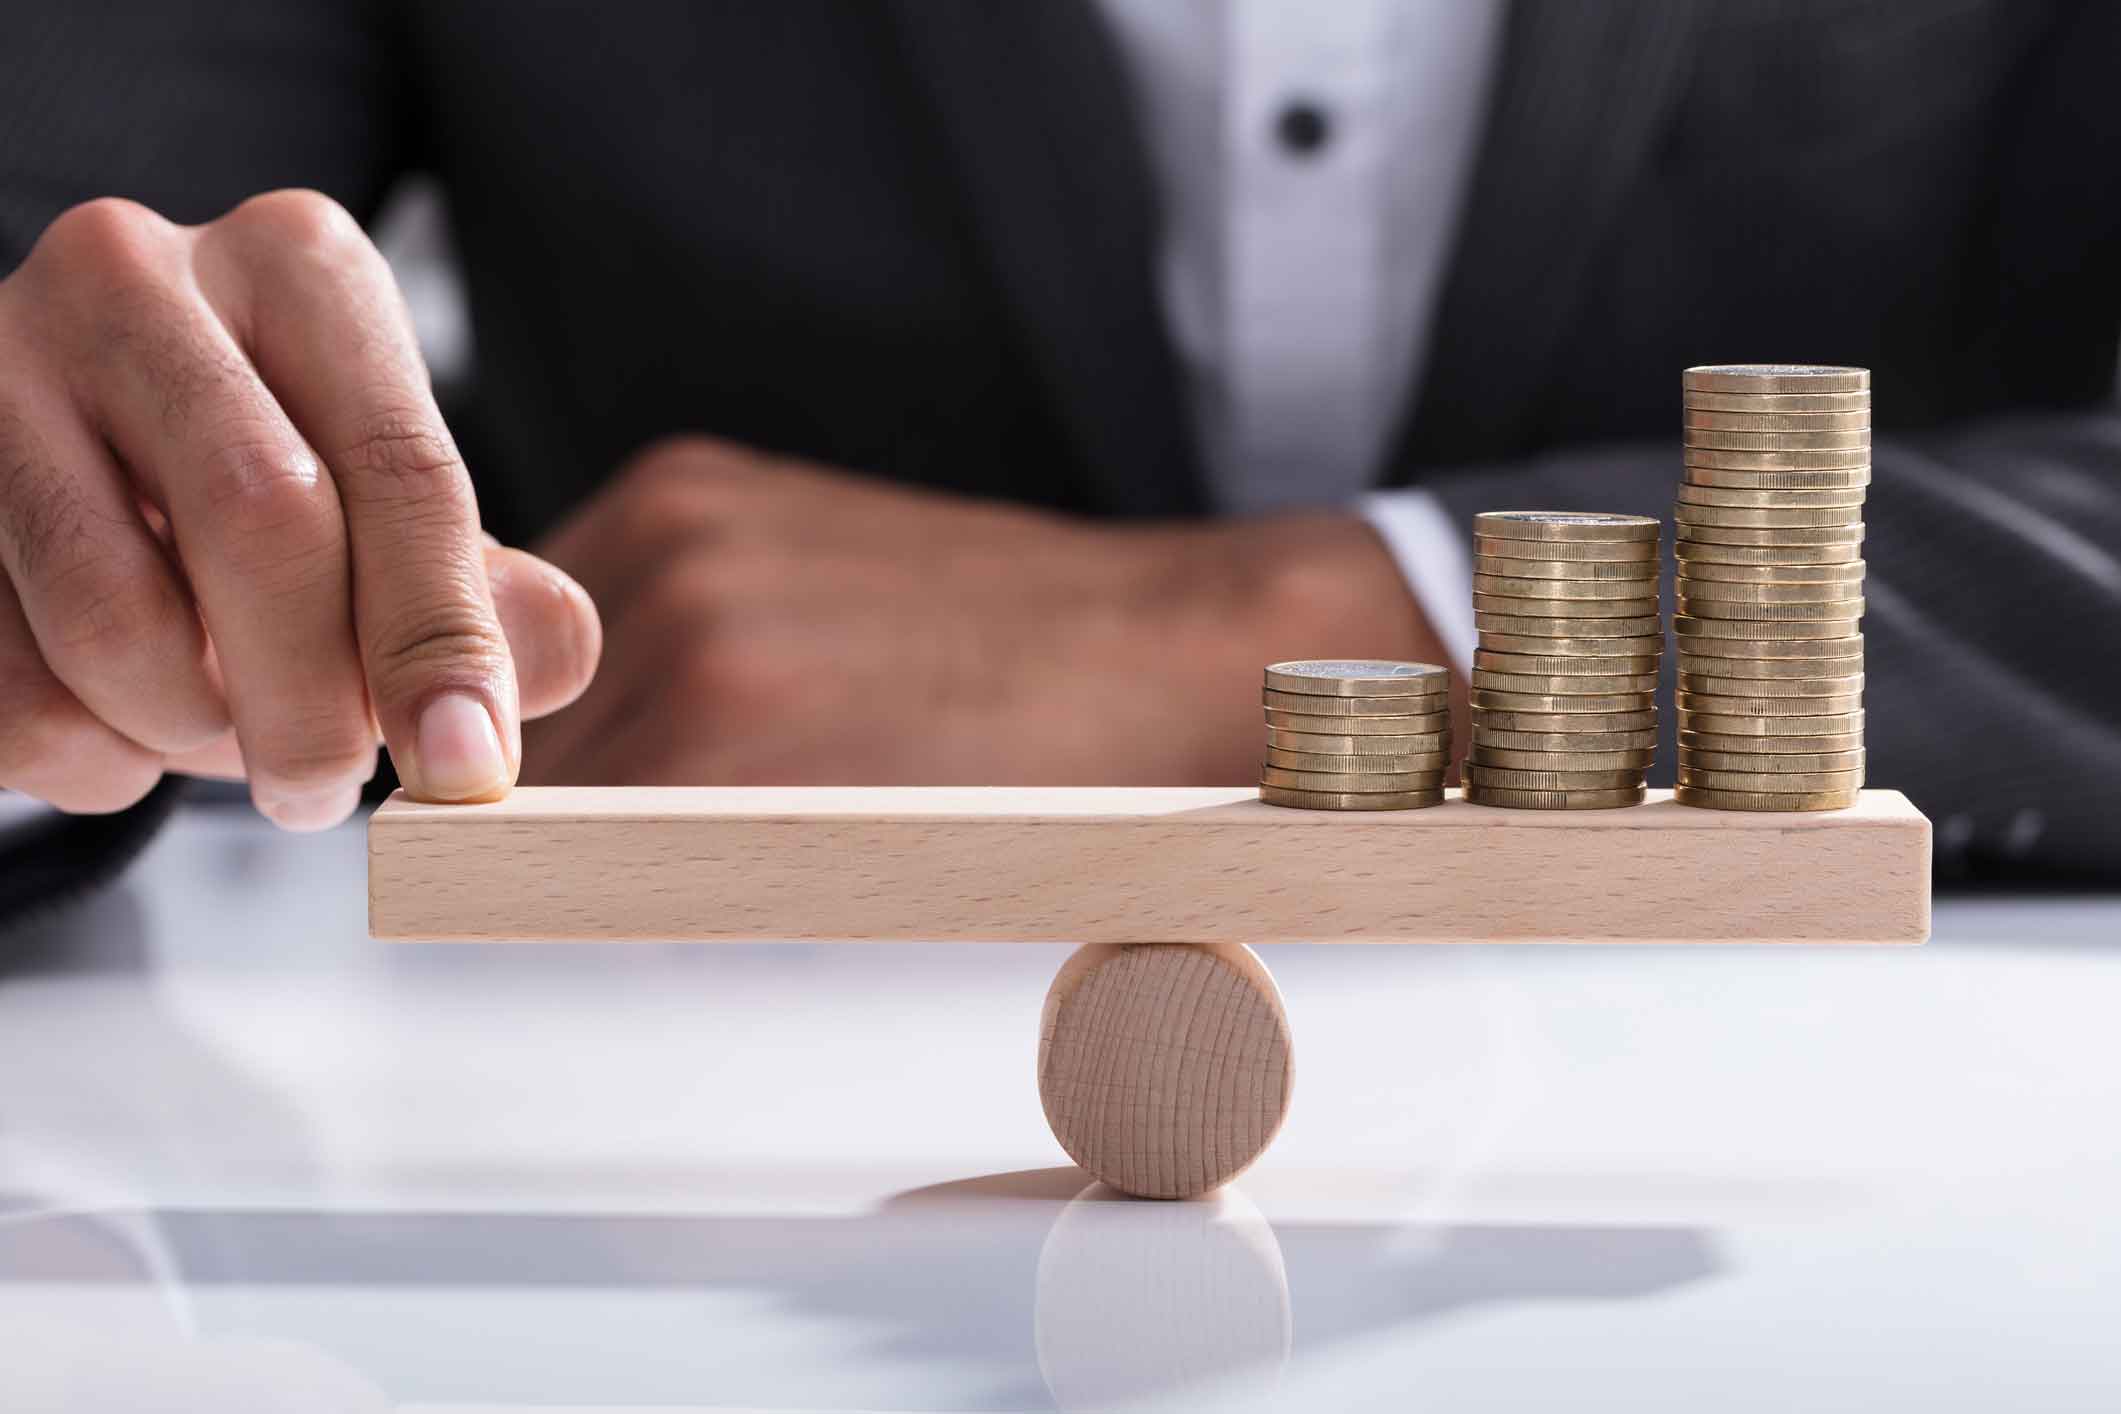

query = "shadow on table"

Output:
[[0, 1167, 1719, 1411]]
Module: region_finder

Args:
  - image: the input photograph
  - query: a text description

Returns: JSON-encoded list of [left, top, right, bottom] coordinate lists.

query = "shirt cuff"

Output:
[[1357, 488, 1475, 675]]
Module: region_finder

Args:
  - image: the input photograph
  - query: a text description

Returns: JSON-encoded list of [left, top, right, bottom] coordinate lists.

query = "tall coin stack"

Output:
[[1259, 660, 1451, 810], [1674, 365, 1867, 811], [1465, 512, 1660, 809]]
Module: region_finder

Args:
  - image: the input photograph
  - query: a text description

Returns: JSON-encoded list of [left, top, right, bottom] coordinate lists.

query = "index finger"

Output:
[[199, 192, 517, 802]]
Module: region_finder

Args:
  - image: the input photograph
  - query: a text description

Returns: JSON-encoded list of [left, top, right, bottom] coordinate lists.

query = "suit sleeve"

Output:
[[0, 0, 409, 272], [1422, 409, 2121, 884]]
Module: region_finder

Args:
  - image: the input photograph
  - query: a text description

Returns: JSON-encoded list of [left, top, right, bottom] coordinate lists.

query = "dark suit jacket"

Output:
[[3, 0, 2118, 892]]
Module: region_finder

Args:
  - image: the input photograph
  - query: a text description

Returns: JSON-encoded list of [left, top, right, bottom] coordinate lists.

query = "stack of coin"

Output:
[[1259, 660, 1451, 810], [1465, 512, 1660, 809], [1674, 365, 1867, 811]]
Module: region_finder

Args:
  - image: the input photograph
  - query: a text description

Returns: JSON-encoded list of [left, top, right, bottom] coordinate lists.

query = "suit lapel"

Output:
[[1392, 0, 1703, 473], [886, 0, 1208, 517]]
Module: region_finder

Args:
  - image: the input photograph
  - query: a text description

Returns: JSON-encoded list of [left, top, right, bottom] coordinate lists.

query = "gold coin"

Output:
[[1677, 483, 1866, 509], [1685, 448, 1871, 472], [1681, 729, 1864, 754], [1676, 522, 1864, 547], [1260, 766, 1447, 792], [1476, 609, 1663, 636], [1472, 669, 1660, 694], [1473, 534, 1656, 563], [1679, 634, 1863, 660], [1682, 748, 1865, 773], [1472, 689, 1657, 713], [1674, 785, 1862, 812], [1265, 748, 1454, 773], [1465, 783, 1648, 810], [1472, 554, 1659, 582], [1259, 785, 1444, 811], [1676, 653, 1863, 679], [1683, 465, 1872, 490], [1474, 573, 1662, 601], [1262, 660, 1449, 697], [1683, 429, 1870, 451], [1678, 558, 1865, 583], [1677, 765, 1864, 792], [1477, 631, 1667, 656], [1678, 673, 1862, 698], [1674, 503, 1864, 529], [1684, 391, 1871, 413], [1675, 577, 1865, 602], [1475, 728, 1658, 752], [1675, 596, 1866, 621], [1472, 592, 1661, 618], [1262, 688, 1449, 715], [1475, 650, 1661, 675], [1674, 538, 1865, 565], [1674, 615, 1861, 641], [1473, 708, 1656, 733], [1682, 409, 1870, 431], [1471, 511, 1659, 543], [1467, 747, 1654, 771], [1677, 691, 1862, 717], [1683, 365, 1869, 394], [1679, 710, 1865, 736], [1264, 708, 1452, 734], [1464, 764, 1646, 791], [1264, 727, 1451, 754]]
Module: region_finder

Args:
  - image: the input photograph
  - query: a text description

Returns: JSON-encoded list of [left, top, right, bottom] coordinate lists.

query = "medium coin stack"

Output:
[[1465, 511, 1660, 809], [1259, 660, 1451, 810], [1674, 365, 1867, 811]]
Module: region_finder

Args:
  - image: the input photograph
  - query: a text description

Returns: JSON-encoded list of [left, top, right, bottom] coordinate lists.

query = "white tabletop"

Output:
[[2, 805, 2116, 1411]]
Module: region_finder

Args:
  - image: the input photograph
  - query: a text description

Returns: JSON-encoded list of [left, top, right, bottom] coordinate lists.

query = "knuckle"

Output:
[[196, 434, 336, 546], [368, 602, 508, 686], [223, 188, 367, 262], [30, 198, 170, 286], [338, 408, 469, 509]]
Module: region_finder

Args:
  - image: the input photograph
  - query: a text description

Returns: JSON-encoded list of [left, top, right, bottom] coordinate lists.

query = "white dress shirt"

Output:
[[1092, 0, 1504, 670]]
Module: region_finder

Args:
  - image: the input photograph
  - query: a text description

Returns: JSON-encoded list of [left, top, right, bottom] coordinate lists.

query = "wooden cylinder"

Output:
[[1037, 943, 1294, 1200]]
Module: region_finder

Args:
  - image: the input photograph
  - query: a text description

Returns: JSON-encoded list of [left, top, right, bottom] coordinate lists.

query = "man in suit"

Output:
[[0, 0, 2116, 884]]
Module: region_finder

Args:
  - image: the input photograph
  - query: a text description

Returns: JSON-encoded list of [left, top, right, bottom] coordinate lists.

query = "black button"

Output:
[[1275, 100, 1331, 157]]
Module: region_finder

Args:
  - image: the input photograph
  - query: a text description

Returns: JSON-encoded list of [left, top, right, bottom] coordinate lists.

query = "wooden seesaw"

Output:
[[368, 786, 1931, 1199]]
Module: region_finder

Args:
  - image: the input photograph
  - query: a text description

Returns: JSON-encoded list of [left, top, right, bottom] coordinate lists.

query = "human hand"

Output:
[[524, 437, 1449, 785], [0, 191, 600, 828]]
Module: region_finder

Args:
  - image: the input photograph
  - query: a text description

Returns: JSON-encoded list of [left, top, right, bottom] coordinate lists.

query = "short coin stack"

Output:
[[1259, 660, 1451, 810], [1674, 365, 1867, 811], [1465, 512, 1660, 809]]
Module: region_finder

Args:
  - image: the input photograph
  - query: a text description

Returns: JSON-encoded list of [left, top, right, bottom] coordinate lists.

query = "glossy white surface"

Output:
[[1, 806, 2116, 1411]]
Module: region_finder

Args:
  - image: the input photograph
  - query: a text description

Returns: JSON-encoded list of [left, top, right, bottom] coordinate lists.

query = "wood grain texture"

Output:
[[368, 787, 1931, 944], [1038, 943, 1292, 1199]]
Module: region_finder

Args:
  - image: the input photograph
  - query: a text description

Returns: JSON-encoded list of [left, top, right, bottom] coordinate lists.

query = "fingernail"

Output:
[[260, 783, 361, 833], [415, 693, 509, 800]]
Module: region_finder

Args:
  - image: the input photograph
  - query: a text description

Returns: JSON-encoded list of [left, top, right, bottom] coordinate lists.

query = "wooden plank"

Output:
[[368, 787, 1930, 945]]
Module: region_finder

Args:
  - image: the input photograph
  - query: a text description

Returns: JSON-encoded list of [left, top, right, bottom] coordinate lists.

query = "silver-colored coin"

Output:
[[1262, 688, 1449, 715], [1472, 511, 1659, 543], [1265, 747, 1454, 773], [1258, 785, 1445, 811], [1473, 534, 1657, 563], [1682, 365, 1870, 394], [1263, 660, 1450, 697], [1264, 708, 1452, 734], [1472, 554, 1659, 582], [1260, 765, 1449, 792], [1264, 727, 1451, 754]]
